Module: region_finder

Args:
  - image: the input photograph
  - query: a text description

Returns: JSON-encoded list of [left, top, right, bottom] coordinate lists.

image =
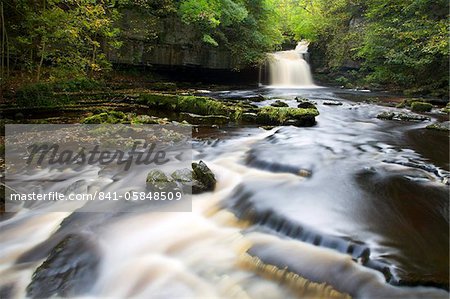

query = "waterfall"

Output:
[[267, 41, 314, 88]]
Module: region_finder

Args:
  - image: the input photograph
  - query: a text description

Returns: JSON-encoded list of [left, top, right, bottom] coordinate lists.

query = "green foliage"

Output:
[[178, 0, 283, 65], [52, 78, 103, 92], [275, 0, 448, 95], [15, 83, 75, 107], [359, 0, 448, 92], [5, 0, 121, 80]]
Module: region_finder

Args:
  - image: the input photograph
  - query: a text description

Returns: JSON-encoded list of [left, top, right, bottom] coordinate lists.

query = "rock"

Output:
[[410, 102, 432, 112], [179, 112, 229, 125], [323, 100, 343, 106], [377, 111, 430, 122], [377, 112, 395, 120], [131, 115, 160, 124], [192, 161, 216, 193], [26, 234, 100, 299], [171, 168, 193, 183], [295, 96, 308, 102], [81, 110, 128, 124], [297, 101, 316, 109], [146, 169, 177, 191], [167, 163, 216, 194], [246, 94, 266, 102], [426, 121, 450, 131], [256, 106, 319, 127], [242, 112, 258, 122], [270, 100, 289, 107]]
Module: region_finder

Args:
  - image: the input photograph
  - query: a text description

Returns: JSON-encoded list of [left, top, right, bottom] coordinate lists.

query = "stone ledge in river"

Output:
[[426, 121, 450, 131], [81, 110, 170, 125], [26, 234, 100, 299], [146, 161, 216, 194], [137, 93, 238, 119], [377, 111, 430, 122], [256, 106, 319, 127], [270, 100, 289, 107], [179, 112, 229, 125], [297, 101, 316, 109], [137, 93, 319, 127], [323, 100, 343, 106], [410, 101, 433, 112]]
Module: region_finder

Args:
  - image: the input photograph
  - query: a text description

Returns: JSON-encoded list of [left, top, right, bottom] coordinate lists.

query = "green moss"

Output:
[[81, 110, 128, 124], [410, 101, 432, 112], [139, 93, 236, 118], [138, 93, 319, 126], [256, 106, 319, 126], [426, 122, 449, 131]]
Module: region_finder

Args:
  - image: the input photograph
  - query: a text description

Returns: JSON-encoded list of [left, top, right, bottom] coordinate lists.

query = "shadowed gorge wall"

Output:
[[108, 13, 236, 70]]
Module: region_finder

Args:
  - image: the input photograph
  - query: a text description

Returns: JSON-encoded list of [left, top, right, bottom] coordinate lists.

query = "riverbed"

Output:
[[0, 86, 449, 298]]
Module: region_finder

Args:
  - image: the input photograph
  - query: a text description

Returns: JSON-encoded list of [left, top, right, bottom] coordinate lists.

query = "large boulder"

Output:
[[192, 161, 217, 194], [410, 101, 432, 112], [270, 100, 289, 107], [26, 234, 100, 299]]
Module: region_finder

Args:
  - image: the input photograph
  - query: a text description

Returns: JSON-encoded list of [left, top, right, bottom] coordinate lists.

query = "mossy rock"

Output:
[[146, 169, 177, 191], [256, 106, 319, 126], [130, 115, 160, 124], [242, 112, 258, 122], [377, 112, 395, 120], [297, 101, 316, 109], [410, 102, 432, 112], [179, 112, 229, 125], [192, 161, 216, 193], [377, 111, 430, 122], [246, 94, 266, 102], [137, 93, 318, 127], [442, 103, 450, 114], [171, 168, 193, 183], [426, 121, 450, 131], [139, 93, 236, 118], [270, 100, 289, 107], [81, 111, 128, 124]]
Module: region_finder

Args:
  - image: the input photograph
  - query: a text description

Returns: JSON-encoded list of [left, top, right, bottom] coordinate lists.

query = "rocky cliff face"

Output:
[[108, 13, 236, 70]]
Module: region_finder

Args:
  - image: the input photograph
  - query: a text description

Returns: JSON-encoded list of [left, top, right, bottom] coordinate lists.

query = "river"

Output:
[[1, 84, 449, 298]]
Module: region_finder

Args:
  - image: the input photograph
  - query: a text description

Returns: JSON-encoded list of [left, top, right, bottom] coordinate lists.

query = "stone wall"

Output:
[[108, 13, 236, 70]]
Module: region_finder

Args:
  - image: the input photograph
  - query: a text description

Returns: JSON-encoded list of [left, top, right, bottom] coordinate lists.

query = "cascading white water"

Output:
[[268, 41, 314, 88]]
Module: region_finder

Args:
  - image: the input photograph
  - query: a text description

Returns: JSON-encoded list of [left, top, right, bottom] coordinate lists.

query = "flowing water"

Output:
[[1, 61, 449, 298], [267, 41, 315, 88]]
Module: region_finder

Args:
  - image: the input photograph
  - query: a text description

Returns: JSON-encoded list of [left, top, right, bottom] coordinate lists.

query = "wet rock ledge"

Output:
[[80, 93, 319, 127]]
